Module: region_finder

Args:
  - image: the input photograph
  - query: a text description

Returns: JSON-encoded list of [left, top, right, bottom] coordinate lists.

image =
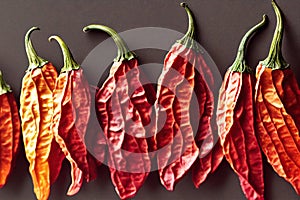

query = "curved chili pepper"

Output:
[[217, 16, 267, 200], [254, 1, 300, 195], [49, 35, 92, 195], [83, 24, 154, 199], [0, 71, 20, 188], [20, 27, 65, 200]]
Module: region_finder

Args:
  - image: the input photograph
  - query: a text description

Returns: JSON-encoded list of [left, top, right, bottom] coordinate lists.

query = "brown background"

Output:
[[0, 0, 300, 199]]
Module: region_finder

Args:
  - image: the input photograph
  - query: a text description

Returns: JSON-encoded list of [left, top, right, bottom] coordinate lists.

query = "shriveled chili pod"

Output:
[[155, 3, 224, 191], [83, 24, 154, 199], [267, 4, 300, 132], [49, 35, 93, 196], [254, 1, 300, 195], [0, 71, 20, 188], [217, 16, 267, 200], [20, 27, 65, 200]]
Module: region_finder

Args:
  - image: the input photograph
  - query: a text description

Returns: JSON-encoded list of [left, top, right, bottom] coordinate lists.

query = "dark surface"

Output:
[[0, 0, 300, 199]]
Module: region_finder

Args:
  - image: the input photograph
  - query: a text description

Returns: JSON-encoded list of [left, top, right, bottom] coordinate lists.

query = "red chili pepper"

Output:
[[172, 3, 223, 188], [49, 35, 93, 195], [254, 1, 300, 194], [20, 27, 65, 200], [155, 2, 221, 190], [0, 71, 20, 188], [83, 24, 154, 199], [85, 86, 107, 167], [217, 16, 267, 200]]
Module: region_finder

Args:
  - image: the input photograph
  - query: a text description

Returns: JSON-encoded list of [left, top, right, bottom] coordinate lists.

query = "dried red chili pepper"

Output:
[[83, 24, 154, 199], [20, 27, 65, 200], [155, 6, 197, 190], [217, 16, 267, 200], [175, 3, 224, 188], [49, 35, 93, 195], [85, 85, 107, 167], [0, 71, 20, 188], [254, 1, 300, 195], [155, 2, 223, 190]]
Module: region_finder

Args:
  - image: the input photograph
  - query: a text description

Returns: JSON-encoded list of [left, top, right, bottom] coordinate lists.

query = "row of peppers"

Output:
[[0, 1, 299, 199]]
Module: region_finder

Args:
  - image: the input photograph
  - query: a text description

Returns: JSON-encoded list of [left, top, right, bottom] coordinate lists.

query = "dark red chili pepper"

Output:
[[49, 35, 92, 195], [217, 16, 267, 200], [85, 86, 107, 167], [0, 70, 20, 188], [83, 24, 155, 199], [20, 27, 65, 200], [254, 1, 300, 194]]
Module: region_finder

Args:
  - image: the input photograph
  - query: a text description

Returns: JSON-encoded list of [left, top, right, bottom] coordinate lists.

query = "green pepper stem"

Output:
[[0, 70, 12, 95], [49, 35, 80, 73], [230, 15, 267, 72], [24, 27, 48, 71], [83, 24, 135, 62], [177, 2, 200, 52], [261, 0, 288, 69]]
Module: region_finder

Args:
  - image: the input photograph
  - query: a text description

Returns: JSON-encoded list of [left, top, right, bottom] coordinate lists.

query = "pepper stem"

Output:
[[230, 15, 267, 72], [49, 35, 80, 72], [24, 27, 48, 71], [83, 25, 135, 62], [0, 71, 12, 95], [261, 0, 288, 69], [177, 2, 200, 52]]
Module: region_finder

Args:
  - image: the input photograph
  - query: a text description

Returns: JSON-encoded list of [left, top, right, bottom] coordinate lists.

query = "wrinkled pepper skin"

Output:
[[0, 71, 20, 188], [155, 42, 199, 191], [255, 65, 300, 194], [254, 1, 300, 195], [83, 24, 154, 200], [20, 27, 65, 200], [192, 53, 224, 187], [272, 69, 300, 131], [155, 3, 224, 190], [217, 16, 266, 200], [49, 36, 92, 196]]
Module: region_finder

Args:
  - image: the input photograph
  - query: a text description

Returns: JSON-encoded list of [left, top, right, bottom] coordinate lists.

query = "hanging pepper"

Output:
[[0, 71, 20, 188], [254, 1, 300, 195], [49, 35, 94, 195], [217, 16, 267, 200], [83, 24, 155, 199], [20, 27, 65, 200]]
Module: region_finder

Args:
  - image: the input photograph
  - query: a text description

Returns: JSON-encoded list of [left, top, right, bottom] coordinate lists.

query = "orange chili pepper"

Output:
[[0, 70, 20, 188], [20, 27, 64, 200], [254, 1, 300, 195]]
